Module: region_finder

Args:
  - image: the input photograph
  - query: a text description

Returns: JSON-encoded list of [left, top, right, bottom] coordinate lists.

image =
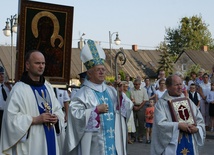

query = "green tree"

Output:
[[165, 15, 214, 57], [157, 43, 174, 77]]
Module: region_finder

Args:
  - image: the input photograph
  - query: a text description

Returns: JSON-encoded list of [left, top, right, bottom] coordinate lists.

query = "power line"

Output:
[[91, 40, 158, 49]]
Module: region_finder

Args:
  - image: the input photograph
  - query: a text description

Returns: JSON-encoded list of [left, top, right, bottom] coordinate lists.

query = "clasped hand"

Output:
[[178, 122, 198, 134], [32, 113, 58, 125]]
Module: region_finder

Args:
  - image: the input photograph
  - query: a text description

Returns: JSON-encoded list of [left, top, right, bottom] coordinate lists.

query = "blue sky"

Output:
[[1, 0, 214, 49]]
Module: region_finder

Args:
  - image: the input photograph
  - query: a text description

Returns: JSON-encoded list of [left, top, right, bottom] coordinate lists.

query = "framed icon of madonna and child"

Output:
[[16, 0, 73, 85]]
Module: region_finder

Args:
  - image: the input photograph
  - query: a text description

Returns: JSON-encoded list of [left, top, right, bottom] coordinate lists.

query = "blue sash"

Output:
[[177, 132, 194, 155], [93, 90, 117, 155], [31, 85, 56, 155]]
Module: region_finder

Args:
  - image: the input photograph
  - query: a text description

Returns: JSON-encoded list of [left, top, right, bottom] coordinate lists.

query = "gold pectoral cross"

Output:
[[41, 90, 53, 129], [44, 102, 51, 113]]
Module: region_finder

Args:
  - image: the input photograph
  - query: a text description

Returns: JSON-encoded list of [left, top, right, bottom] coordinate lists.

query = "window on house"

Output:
[[181, 64, 187, 71]]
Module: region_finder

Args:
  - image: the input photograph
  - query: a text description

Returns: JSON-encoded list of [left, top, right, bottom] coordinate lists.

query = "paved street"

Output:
[[127, 135, 214, 155]]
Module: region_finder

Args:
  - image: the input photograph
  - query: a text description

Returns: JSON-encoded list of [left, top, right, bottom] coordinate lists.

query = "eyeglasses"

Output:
[[94, 68, 106, 73], [134, 84, 140, 85]]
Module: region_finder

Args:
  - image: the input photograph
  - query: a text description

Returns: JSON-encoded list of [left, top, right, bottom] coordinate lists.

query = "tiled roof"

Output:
[[0, 46, 16, 80], [0, 46, 161, 80], [176, 50, 214, 72], [127, 49, 159, 77]]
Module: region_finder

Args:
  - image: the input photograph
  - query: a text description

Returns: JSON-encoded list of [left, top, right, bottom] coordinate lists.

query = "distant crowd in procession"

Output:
[[0, 39, 209, 154]]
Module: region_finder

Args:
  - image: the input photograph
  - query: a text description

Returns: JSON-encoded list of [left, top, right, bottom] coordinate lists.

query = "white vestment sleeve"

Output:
[[64, 87, 96, 155], [163, 123, 179, 155], [195, 126, 205, 146]]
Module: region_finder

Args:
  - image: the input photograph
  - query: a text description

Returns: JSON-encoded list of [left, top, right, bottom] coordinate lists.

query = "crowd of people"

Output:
[[104, 66, 207, 154], [0, 39, 210, 154]]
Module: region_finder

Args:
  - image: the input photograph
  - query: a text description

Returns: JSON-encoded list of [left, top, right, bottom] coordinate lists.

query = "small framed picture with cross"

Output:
[[168, 97, 196, 125]]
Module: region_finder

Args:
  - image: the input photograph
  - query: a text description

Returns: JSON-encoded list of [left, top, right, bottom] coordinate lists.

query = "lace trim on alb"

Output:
[[85, 109, 99, 132]]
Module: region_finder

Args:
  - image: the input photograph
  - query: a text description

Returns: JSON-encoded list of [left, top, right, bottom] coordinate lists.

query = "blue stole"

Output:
[[93, 90, 117, 155], [177, 132, 194, 155], [31, 85, 56, 155]]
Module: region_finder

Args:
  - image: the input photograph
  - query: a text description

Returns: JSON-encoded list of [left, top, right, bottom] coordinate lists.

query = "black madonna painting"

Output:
[[16, 0, 73, 84]]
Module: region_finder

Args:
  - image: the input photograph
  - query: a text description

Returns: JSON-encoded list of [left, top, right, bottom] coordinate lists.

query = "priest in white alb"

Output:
[[0, 50, 64, 155], [65, 39, 133, 155], [151, 75, 205, 155]]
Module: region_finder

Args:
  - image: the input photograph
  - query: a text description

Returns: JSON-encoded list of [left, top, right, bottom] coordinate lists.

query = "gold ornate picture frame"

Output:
[[168, 97, 196, 125], [16, 0, 73, 84]]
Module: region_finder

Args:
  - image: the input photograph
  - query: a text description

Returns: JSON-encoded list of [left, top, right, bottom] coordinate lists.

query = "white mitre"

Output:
[[80, 39, 106, 70]]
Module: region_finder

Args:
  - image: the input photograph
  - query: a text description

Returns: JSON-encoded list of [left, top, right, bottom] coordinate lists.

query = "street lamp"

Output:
[[79, 33, 86, 72], [109, 31, 121, 75], [3, 14, 18, 82], [79, 33, 85, 49]]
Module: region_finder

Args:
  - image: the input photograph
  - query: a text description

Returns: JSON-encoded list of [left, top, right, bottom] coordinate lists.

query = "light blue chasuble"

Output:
[[93, 90, 117, 155]]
